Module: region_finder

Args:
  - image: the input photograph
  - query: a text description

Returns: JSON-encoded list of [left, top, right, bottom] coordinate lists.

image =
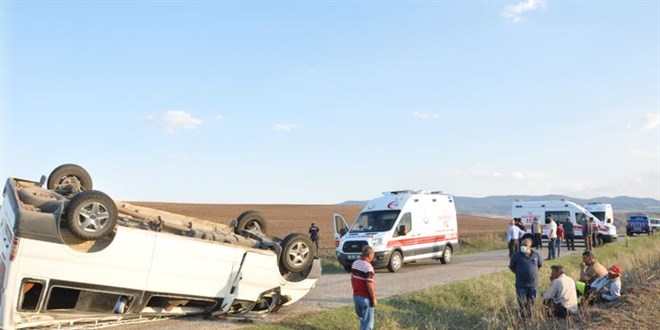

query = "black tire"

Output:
[[343, 264, 353, 273], [440, 245, 453, 264], [47, 164, 93, 197], [234, 210, 268, 235], [280, 233, 315, 273], [387, 250, 403, 272], [65, 190, 117, 241]]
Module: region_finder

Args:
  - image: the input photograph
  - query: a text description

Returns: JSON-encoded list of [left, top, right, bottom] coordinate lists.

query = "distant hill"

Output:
[[340, 195, 660, 217]]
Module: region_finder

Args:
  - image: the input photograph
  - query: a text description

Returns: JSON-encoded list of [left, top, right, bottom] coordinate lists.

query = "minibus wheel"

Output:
[[65, 190, 118, 240], [440, 245, 452, 264], [47, 164, 93, 197], [233, 210, 268, 235], [387, 251, 402, 272], [280, 233, 314, 273]]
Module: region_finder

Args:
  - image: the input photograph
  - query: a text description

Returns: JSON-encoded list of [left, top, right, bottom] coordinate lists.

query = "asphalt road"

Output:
[[122, 245, 588, 329]]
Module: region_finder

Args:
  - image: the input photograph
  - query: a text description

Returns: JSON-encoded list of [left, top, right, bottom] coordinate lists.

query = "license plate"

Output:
[[346, 254, 359, 260]]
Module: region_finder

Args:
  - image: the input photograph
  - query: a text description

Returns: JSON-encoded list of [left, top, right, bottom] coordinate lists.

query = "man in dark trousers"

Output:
[[309, 223, 320, 251], [582, 218, 594, 251], [563, 217, 575, 251], [509, 238, 543, 319]]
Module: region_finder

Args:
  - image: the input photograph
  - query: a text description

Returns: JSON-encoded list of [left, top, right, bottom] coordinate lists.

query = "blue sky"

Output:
[[1, 0, 658, 204]]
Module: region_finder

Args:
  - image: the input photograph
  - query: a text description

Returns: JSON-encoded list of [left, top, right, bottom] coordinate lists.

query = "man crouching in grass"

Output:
[[542, 265, 578, 317]]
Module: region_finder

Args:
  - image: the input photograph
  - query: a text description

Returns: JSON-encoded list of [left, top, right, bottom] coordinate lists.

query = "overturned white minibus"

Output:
[[0, 165, 320, 329]]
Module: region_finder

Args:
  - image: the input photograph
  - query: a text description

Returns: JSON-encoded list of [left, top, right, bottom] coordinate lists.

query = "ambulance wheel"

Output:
[[387, 251, 403, 272], [596, 235, 604, 247], [280, 233, 315, 273], [65, 190, 117, 241], [234, 210, 268, 235], [343, 264, 353, 273], [47, 164, 93, 198], [440, 245, 453, 264]]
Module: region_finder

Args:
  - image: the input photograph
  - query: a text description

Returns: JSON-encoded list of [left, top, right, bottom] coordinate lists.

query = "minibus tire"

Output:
[[387, 251, 403, 272], [47, 164, 93, 197], [65, 190, 117, 240], [234, 210, 268, 235], [280, 233, 314, 273], [440, 245, 452, 264]]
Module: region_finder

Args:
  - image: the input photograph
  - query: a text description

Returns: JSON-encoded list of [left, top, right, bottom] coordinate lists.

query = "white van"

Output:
[[583, 202, 614, 224], [0, 165, 320, 329], [511, 200, 618, 245], [333, 190, 458, 273]]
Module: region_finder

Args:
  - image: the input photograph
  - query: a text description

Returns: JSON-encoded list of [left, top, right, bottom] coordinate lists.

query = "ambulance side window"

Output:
[[395, 213, 412, 237], [575, 213, 588, 225]]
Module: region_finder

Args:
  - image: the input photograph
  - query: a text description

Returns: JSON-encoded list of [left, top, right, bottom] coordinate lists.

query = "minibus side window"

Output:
[[395, 213, 412, 237], [19, 279, 44, 311]]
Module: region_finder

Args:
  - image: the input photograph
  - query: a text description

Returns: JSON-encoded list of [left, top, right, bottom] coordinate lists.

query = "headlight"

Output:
[[371, 238, 384, 247]]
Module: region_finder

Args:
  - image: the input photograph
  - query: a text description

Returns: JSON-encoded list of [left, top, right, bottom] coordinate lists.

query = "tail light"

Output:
[[9, 237, 19, 262]]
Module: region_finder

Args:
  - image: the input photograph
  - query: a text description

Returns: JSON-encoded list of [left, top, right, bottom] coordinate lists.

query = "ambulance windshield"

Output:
[[349, 210, 400, 233]]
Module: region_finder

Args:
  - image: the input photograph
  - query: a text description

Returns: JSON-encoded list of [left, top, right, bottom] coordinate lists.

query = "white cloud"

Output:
[[147, 111, 204, 134], [503, 0, 548, 23], [412, 111, 440, 120], [215, 114, 224, 121], [627, 113, 660, 131], [273, 123, 301, 131], [629, 146, 660, 159]]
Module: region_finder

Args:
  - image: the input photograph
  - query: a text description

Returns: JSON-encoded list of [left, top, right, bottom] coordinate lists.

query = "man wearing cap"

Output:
[[588, 265, 623, 303], [542, 265, 578, 317]]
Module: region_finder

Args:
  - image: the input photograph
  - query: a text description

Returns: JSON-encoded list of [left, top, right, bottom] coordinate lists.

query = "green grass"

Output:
[[252, 235, 660, 329]]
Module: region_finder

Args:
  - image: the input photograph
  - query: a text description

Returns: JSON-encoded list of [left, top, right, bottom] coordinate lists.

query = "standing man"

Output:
[[507, 219, 522, 258], [351, 246, 377, 330], [308, 223, 320, 252], [542, 265, 578, 317], [532, 218, 543, 249], [546, 217, 557, 260], [563, 217, 575, 251], [509, 238, 543, 319], [582, 218, 593, 251], [556, 223, 564, 258]]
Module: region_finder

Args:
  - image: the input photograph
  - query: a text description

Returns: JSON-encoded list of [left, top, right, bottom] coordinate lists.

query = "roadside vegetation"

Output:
[[256, 235, 660, 329], [319, 233, 508, 274]]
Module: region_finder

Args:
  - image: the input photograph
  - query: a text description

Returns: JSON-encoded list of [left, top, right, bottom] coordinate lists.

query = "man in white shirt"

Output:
[[546, 217, 557, 260], [507, 220, 522, 258], [542, 265, 578, 317]]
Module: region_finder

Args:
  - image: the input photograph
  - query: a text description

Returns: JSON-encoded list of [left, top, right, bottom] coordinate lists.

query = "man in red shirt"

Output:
[[351, 246, 377, 330], [556, 223, 564, 257]]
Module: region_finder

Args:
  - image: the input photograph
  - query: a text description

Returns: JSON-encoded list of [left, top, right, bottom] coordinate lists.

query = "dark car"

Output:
[[626, 214, 652, 236]]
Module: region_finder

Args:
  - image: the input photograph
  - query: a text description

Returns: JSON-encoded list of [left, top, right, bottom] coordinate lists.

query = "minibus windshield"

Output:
[[349, 211, 400, 233]]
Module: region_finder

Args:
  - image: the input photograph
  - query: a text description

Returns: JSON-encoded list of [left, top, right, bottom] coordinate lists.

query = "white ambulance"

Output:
[[511, 199, 618, 245], [583, 202, 615, 224], [333, 190, 458, 273]]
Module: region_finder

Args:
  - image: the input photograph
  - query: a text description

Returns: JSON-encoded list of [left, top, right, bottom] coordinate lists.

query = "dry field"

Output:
[[133, 202, 506, 251]]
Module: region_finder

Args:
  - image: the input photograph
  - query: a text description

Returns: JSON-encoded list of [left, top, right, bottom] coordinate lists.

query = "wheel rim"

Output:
[[392, 253, 402, 270], [286, 241, 310, 267], [443, 248, 452, 263], [245, 220, 262, 233], [75, 202, 111, 233]]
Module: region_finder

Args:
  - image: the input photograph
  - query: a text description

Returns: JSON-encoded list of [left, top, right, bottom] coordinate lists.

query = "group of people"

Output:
[[509, 239, 622, 319], [508, 215, 603, 261]]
